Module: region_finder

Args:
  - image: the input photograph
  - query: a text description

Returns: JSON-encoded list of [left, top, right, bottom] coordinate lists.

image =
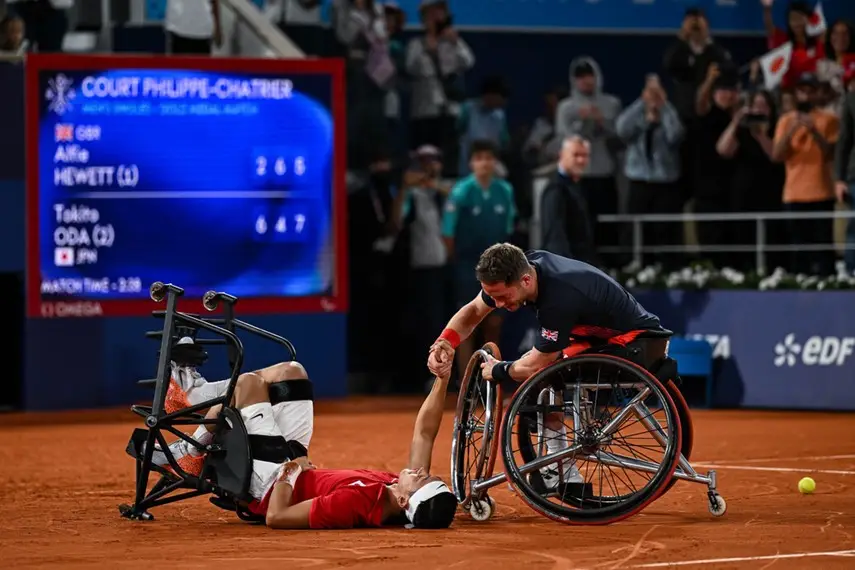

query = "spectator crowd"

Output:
[[329, 0, 855, 391], [4, 0, 855, 392]]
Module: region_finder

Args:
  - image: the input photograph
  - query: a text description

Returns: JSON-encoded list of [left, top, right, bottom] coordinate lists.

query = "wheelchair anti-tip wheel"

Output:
[[450, 342, 504, 510], [708, 493, 727, 517], [502, 354, 683, 525], [468, 495, 495, 522]]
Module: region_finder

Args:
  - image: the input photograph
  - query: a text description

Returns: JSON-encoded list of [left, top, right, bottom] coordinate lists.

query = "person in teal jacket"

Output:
[[441, 139, 516, 376]]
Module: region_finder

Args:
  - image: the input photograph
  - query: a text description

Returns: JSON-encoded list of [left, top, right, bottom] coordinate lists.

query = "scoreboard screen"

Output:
[[26, 55, 346, 318]]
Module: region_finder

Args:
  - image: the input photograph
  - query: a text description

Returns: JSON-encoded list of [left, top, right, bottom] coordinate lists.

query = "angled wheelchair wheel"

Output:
[[502, 354, 682, 525], [450, 342, 504, 508], [515, 377, 695, 500]]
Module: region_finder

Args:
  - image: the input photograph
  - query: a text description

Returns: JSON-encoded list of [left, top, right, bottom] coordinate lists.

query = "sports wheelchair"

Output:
[[119, 282, 307, 523], [450, 333, 726, 525]]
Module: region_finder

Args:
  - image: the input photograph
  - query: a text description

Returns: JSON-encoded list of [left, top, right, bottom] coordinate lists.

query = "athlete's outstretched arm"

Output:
[[445, 292, 494, 343], [407, 371, 452, 472], [428, 293, 494, 376]]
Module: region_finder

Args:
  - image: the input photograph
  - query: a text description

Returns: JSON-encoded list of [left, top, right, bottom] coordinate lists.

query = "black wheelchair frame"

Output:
[[119, 282, 297, 522]]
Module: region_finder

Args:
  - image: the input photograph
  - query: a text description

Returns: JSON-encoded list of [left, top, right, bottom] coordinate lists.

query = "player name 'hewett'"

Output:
[[54, 165, 139, 187], [81, 76, 294, 100]]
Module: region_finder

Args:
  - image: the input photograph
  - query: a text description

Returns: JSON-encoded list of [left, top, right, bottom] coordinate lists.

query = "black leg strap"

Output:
[[268, 379, 314, 404], [249, 434, 295, 464], [248, 435, 308, 462]]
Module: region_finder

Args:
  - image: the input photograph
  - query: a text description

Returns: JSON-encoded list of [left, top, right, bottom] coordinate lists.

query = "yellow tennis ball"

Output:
[[798, 477, 816, 494]]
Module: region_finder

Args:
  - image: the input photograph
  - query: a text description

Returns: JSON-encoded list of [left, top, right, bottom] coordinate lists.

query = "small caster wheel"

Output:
[[468, 496, 495, 522], [202, 290, 219, 312], [708, 493, 726, 517], [149, 281, 166, 302]]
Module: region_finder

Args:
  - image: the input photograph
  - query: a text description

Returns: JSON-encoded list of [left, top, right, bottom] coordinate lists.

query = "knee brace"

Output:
[[268, 379, 314, 449], [268, 379, 314, 404]]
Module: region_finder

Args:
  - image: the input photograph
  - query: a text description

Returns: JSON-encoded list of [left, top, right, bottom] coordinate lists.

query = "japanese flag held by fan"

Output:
[[759, 42, 793, 89], [757, 1, 825, 89], [807, 2, 827, 37], [760, 0, 826, 36]]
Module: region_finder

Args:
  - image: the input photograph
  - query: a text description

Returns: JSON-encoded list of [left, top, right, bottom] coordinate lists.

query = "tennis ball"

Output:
[[798, 477, 816, 494]]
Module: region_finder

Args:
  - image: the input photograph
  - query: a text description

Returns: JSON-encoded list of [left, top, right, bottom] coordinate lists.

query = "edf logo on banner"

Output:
[[774, 334, 855, 367]]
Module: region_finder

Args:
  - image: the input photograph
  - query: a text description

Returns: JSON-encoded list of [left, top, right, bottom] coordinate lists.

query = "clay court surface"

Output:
[[2, 401, 854, 569]]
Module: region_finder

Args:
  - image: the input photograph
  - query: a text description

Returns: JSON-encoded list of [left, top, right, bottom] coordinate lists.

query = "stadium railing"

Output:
[[595, 211, 855, 275], [528, 172, 855, 274]]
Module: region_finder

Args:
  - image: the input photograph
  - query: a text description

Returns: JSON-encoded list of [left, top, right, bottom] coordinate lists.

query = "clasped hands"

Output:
[[427, 340, 500, 380]]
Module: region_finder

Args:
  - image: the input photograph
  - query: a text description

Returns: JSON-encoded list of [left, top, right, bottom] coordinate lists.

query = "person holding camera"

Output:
[[772, 72, 840, 275], [663, 7, 732, 122], [391, 145, 452, 391], [616, 74, 685, 269], [406, 0, 475, 176], [716, 90, 786, 270], [331, 0, 396, 170]]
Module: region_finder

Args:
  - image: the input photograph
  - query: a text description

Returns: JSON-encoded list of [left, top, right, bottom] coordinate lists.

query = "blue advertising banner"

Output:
[[377, 0, 853, 33], [142, 0, 853, 33], [500, 290, 855, 411], [380, 0, 767, 33]]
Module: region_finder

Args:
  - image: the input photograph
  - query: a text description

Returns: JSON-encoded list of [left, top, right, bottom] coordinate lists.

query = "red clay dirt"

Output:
[[1, 400, 854, 570]]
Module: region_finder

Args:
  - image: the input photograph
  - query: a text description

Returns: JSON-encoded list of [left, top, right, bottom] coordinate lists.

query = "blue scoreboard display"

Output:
[[26, 55, 346, 318]]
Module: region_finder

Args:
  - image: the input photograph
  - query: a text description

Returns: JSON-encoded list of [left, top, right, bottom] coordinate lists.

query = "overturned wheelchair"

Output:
[[119, 282, 307, 523], [450, 333, 726, 525]]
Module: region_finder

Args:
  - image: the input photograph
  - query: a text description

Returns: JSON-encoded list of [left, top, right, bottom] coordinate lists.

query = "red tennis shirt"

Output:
[[247, 468, 398, 529]]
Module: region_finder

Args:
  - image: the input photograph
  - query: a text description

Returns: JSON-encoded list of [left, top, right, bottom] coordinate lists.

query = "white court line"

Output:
[[693, 463, 855, 476], [698, 454, 855, 465], [628, 549, 855, 568]]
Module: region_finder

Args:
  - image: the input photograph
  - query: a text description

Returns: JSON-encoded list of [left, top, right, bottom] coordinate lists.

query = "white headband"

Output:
[[404, 480, 452, 523]]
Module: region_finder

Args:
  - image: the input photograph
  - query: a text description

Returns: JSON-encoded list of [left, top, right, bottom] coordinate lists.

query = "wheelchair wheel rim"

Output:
[[450, 343, 503, 505], [502, 354, 682, 524]]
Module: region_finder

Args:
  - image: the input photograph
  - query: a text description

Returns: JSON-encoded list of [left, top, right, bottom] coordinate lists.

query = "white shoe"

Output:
[[540, 459, 584, 489], [142, 439, 191, 467]]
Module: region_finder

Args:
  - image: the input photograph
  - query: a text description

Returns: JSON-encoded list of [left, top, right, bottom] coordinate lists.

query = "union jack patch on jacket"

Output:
[[541, 328, 559, 342]]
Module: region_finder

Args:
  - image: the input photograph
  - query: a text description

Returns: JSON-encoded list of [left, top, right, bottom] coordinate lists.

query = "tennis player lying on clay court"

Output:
[[154, 361, 457, 529]]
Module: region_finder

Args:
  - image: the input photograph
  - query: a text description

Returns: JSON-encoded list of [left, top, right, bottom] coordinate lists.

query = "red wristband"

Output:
[[438, 328, 461, 349]]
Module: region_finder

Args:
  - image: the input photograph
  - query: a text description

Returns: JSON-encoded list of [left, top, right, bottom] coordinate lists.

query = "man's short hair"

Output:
[[475, 243, 530, 285], [468, 139, 498, 160], [563, 134, 590, 149]]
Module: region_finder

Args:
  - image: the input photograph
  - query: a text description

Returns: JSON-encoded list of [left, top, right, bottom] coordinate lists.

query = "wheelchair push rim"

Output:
[[450, 342, 504, 506], [502, 353, 683, 525]]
